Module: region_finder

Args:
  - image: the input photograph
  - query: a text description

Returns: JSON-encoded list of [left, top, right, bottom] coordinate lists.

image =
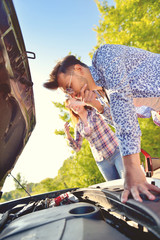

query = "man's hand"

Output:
[[121, 153, 160, 203], [78, 84, 104, 112], [78, 84, 96, 104]]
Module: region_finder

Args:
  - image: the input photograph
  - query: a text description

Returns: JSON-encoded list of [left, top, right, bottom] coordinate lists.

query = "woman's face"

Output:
[[68, 98, 85, 115]]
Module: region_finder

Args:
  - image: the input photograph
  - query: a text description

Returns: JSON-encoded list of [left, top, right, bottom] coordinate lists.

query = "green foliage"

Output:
[[0, 182, 36, 203], [139, 118, 160, 158], [90, 0, 160, 57], [32, 178, 56, 194], [57, 139, 105, 188], [53, 101, 74, 137], [14, 173, 28, 190]]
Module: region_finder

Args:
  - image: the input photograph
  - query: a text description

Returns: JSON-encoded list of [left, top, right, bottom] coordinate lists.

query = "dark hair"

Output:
[[43, 55, 88, 90]]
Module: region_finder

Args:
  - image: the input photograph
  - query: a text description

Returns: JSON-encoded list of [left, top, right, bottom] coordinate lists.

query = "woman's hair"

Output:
[[43, 55, 88, 90]]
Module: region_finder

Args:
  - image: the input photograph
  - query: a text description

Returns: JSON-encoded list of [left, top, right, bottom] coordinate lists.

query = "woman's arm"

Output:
[[64, 122, 83, 152]]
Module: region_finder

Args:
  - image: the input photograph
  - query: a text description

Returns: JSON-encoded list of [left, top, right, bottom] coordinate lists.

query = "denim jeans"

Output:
[[96, 147, 124, 181]]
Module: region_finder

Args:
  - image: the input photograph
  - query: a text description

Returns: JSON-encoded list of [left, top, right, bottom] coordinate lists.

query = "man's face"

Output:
[[57, 70, 89, 99]]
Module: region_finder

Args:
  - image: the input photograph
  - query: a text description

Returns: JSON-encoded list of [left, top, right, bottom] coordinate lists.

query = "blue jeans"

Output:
[[96, 147, 124, 181]]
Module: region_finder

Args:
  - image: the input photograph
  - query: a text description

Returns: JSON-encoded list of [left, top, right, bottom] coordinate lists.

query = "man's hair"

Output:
[[43, 55, 88, 90]]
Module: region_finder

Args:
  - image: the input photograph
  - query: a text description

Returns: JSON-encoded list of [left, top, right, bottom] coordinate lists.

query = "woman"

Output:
[[64, 97, 124, 181]]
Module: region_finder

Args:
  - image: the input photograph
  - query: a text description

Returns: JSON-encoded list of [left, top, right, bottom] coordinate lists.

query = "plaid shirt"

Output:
[[68, 108, 118, 162]]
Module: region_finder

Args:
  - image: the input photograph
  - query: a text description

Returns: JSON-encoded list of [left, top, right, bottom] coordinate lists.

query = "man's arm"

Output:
[[79, 86, 160, 202]]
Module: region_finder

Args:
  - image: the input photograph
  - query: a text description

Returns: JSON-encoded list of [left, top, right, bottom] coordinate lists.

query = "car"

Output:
[[0, 1, 160, 239]]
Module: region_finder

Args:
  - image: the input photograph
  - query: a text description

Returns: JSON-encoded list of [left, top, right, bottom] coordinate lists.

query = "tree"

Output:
[[32, 178, 56, 194], [90, 0, 160, 57], [57, 139, 105, 188], [139, 117, 160, 158], [14, 173, 28, 190]]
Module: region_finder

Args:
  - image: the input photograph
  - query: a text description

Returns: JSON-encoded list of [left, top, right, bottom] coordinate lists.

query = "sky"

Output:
[[2, 0, 115, 193]]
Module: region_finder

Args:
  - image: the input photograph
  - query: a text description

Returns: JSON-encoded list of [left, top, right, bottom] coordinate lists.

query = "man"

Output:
[[44, 44, 160, 203]]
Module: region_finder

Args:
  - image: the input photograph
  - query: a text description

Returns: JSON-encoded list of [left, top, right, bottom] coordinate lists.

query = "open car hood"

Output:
[[0, 0, 36, 188]]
